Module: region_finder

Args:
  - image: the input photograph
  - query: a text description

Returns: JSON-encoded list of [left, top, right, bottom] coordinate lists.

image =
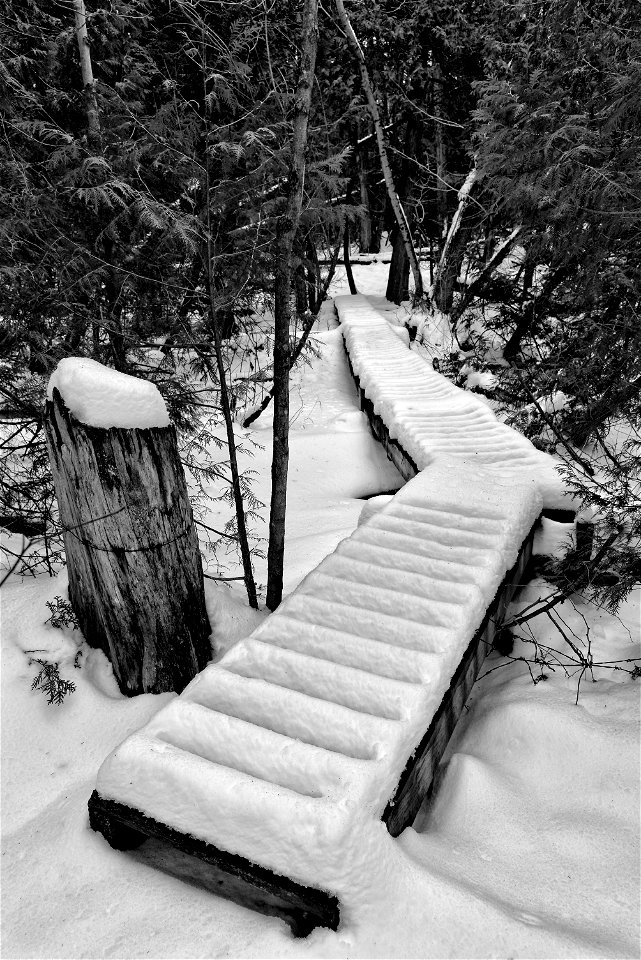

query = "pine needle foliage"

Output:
[[29, 659, 77, 706]]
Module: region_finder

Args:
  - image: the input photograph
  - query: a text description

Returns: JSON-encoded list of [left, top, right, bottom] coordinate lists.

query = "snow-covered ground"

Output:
[[1, 263, 639, 958]]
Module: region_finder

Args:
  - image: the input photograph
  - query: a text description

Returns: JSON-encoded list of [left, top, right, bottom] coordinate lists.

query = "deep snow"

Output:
[[1, 262, 639, 958], [93, 455, 542, 904]]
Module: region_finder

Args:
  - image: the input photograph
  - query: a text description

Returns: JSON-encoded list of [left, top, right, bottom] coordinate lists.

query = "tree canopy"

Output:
[[1, 0, 639, 609]]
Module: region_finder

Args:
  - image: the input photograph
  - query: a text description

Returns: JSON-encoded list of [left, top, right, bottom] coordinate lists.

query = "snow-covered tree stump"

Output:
[[44, 359, 211, 695]]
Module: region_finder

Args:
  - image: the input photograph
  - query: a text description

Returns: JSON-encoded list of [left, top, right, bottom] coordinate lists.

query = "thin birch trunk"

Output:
[[266, 0, 319, 611], [334, 0, 423, 298], [73, 0, 101, 148]]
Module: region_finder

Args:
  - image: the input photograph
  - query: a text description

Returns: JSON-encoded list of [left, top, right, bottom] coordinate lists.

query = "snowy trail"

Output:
[[93, 459, 542, 912], [336, 294, 573, 508], [89, 296, 551, 926], [2, 286, 638, 959]]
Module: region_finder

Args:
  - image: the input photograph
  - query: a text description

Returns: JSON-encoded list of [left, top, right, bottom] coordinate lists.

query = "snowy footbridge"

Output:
[[89, 295, 570, 936]]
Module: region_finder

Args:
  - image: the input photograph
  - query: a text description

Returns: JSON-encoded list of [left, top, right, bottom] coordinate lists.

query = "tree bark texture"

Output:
[[432, 62, 448, 248], [45, 390, 211, 695], [432, 166, 478, 314], [386, 118, 420, 304], [266, 0, 319, 611], [343, 218, 358, 295], [334, 0, 423, 298], [357, 121, 373, 252], [73, 0, 101, 148], [386, 228, 410, 304]]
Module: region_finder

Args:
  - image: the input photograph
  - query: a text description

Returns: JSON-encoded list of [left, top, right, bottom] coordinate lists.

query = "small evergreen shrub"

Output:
[[45, 596, 79, 630], [29, 659, 76, 705]]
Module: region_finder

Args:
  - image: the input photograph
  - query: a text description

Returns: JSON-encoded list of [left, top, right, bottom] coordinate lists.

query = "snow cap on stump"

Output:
[[47, 357, 170, 429]]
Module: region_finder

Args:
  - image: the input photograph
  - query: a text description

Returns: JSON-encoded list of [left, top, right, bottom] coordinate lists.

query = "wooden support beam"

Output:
[[383, 526, 535, 835], [344, 350, 418, 482], [87, 792, 340, 937]]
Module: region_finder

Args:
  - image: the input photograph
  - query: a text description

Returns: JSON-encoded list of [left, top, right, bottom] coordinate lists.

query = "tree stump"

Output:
[[44, 388, 211, 695]]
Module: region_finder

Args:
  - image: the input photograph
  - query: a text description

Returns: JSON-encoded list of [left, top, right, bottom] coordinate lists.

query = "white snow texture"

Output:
[[47, 357, 170, 429], [336, 294, 572, 508], [97, 457, 542, 903], [94, 294, 565, 908]]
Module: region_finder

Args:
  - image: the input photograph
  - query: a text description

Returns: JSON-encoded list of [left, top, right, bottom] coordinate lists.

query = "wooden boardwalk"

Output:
[[336, 294, 571, 509], [89, 295, 567, 935]]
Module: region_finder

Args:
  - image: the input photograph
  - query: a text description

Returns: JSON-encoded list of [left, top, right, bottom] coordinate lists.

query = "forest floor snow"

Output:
[[1, 262, 640, 958]]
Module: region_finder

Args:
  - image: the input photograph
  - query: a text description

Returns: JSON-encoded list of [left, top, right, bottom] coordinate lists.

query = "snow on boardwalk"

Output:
[[95, 460, 541, 908], [336, 294, 571, 508], [92, 294, 565, 922]]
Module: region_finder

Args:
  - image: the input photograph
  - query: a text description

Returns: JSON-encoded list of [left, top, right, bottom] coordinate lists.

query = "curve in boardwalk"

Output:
[[88, 295, 565, 935], [336, 294, 572, 510]]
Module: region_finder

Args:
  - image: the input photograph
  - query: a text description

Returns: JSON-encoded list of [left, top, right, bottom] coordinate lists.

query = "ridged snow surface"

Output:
[[336, 294, 572, 508], [96, 459, 542, 903]]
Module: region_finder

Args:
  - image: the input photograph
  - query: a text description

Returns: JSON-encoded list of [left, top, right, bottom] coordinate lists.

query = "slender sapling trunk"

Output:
[[266, 0, 319, 611], [73, 0, 101, 149]]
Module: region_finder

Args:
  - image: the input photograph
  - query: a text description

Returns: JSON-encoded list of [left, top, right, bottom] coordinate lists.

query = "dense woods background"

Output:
[[1, 0, 640, 612]]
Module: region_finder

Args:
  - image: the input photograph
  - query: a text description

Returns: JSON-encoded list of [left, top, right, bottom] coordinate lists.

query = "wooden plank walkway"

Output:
[[88, 295, 562, 936], [336, 294, 572, 509]]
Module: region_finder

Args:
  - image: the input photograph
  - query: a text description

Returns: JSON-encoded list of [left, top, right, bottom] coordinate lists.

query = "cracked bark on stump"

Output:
[[44, 389, 211, 695]]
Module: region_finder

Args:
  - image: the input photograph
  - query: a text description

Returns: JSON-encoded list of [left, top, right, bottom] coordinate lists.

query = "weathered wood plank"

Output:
[[344, 351, 418, 481], [87, 791, 340, 938], [45, 389, 211, 695]]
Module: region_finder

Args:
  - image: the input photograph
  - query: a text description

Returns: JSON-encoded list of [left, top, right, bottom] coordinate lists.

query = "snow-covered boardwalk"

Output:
[[337, 294, 570, 509], [90, 295, 565, 934]]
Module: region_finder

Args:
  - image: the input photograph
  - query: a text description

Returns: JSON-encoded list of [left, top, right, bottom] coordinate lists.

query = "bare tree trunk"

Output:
[[386, 118, 419, 304], [432, 166, 477, 313], [201, 42, 258, 610], [386, 229, 410, 304], [334, 0, 423, 298], [73, 0, 101, 148], [432, 62, 448, 249], [203, 249, 259, 609], [267, 0, 319, 611], [45, 390, 211, 695], [357, 121, 373, 252], [343, 214, 358, 295]]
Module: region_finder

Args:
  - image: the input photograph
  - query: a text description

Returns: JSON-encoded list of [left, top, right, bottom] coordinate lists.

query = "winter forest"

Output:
[[1, 0, 640, 957]]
